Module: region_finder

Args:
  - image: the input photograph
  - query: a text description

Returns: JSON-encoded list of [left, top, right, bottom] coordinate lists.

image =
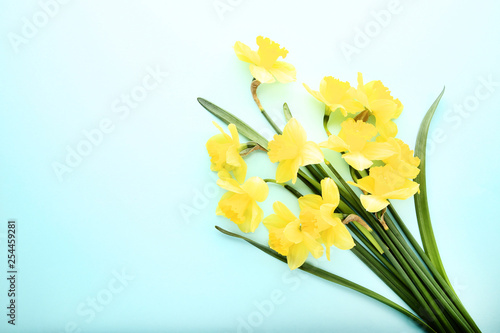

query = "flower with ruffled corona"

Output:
[[320, 118, 396, 171], [382, 138, 421, 179], [348, 165, 420, 213], [355, 73, 403, 138], [234, 36, 296, 84], [216, 170, 269, 233], [268, 118, 324, 184], [206, 122, 247, 183], [263, 202, 324, 270], [299, 178, 355, 260], [303, 76, 364, 116]]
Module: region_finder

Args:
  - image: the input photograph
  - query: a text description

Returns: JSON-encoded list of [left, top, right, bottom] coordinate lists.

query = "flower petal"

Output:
[[360, 194, 389, 213], [225, 147, 242, 167], [268, 134, 300, 162], [321, 178, 339, 207], [231, 160, 247, 184], [268, 228, 292, 255], [362, 142, 397, 161], [228, 124, 240, 145], [320, 204, 339, 227], [241, 177, 269, 202], [236, 201, 263, 233], [212, 121, 232, 139], [331, 223, 355, 250], [282, 118, 307, 147], [249, 64, 275, 83], [298, 194, 323, 211], [376, 120, 398, 138], [263, 214, 287, 230], [301, 141, 324, 165], [216, 171, 244, 193], [284, 220, 303, 244], [303, 233, 324, 259], [256, 36, 288, 68], [233, 41, 259, 64], [356, 72, 370, 107], [343, 152, 373, 171], [383, 180, 420, 200], [303, 83, 326, 104], [371, 99, 398, 122], [272, 201, 297, 223], [287, 243, 309, 270], [216, 192, 233, 215], [351, 176, 376, 193], [275, 158, 301, 184], [269, 61, 296, 83], [320, 135, 349, 152]]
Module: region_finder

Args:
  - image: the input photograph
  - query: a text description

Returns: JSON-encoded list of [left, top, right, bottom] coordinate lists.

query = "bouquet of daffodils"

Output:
[[199, 36, 479, 332]]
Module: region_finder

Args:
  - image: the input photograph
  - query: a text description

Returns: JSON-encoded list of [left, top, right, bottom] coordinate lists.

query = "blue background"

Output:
[[1, 0, 499, 332]]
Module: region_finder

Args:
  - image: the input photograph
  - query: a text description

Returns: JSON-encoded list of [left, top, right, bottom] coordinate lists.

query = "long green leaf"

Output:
[[215, 226, 436, 333], [283, 102, 292, 121], [198, 98, 269, 148], [414, 88, 450, 285]]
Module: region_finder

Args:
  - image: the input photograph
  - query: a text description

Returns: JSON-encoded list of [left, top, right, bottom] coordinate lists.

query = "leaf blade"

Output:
[[283, 103, 292, 122], [198, 98, 269, 149], [414, 87, 450, 285]]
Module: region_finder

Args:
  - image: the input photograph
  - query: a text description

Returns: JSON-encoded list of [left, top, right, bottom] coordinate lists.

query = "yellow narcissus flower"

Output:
[[320, 118, 396, 171], [268, 118, 324, 184], [303, 76, 364, 116], [234, 36, 296, 84], [216, 170, 269, 233], [382, 138, 421, 179], [263, 202, 324, 270], [206, 122, 247, 183], [348, 165, 420, 213], [355, 73, 403, 138], [299, 178, 355, 260]]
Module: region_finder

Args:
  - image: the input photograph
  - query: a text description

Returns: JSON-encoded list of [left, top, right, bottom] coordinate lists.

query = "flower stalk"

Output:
[[251, 79, 282, 134]]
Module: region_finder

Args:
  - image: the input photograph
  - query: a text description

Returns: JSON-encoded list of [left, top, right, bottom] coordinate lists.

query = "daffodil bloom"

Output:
[[268, 118, 324, 184], [263, 202, 324, 270], [216, 170, 269, 233], [382, 138, 421, 179], [355, 73, 403, 138], [234, 36, 296, 84], [303, 76, 364, 116], [206, 122, 247, 183], [299, 178, 355, 260], [320, 118, 396, 171], [348, 165, 420, 213]]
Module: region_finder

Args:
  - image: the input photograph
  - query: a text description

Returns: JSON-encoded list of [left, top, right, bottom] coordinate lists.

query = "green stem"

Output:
[[323, 113, 332, 136], [350, 243, 422, 315], [261, 109, 282, 134], [387, 206, 481, 333], [264, 179, 303, 199], [305, 165, 324, 182], [251, 79, 283, 135], [342, 191, 447, 332], [337, 191, 448, 331], [215, 226, 436, 333], [250, 96, 467, 331], [386, 227, 474, 332], [297, 169, 321, 192], [315, 163, 331, 180], [368, 217, 453, 332], [348, 224, 400, 279]]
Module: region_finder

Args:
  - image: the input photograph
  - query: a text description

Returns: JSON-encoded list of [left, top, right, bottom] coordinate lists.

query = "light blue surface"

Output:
[[1, 0, 499, 332]]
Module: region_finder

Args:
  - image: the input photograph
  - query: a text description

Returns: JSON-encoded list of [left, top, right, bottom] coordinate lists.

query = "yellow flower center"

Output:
[[256, 36, 288, 69]]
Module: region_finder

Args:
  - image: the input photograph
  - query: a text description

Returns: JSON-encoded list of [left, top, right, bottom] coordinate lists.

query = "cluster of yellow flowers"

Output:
[[206, 36, 421, 269]]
